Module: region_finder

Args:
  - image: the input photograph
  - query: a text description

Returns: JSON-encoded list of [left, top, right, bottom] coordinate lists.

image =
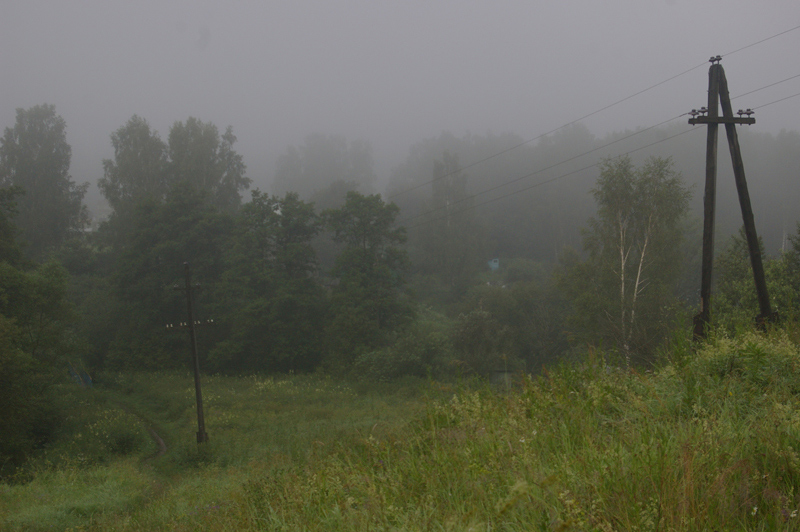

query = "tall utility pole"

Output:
[[690, 56, 776, 338], [173, 262, 209, 443]]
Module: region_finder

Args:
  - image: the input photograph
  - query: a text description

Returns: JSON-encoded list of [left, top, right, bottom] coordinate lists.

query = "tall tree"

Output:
[[167, 117, 250, 211], [104, 184, 234, 369], [416, 151, 483, 290], [211, 191, 325, 372], [0, 105, 87, 259], [98, 115, 169, 214], [560, 156, 691, 364], [0, 191, 74, 472], [325, 192, 411, 366]]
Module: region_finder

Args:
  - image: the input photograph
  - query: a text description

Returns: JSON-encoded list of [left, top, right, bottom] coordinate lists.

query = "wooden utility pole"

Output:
[[171, 262, 209, 443], [690, 56, 775, 338]]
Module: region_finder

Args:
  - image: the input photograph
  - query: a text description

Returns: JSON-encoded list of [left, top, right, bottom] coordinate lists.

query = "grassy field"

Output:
[[5, 328, 800, 530]]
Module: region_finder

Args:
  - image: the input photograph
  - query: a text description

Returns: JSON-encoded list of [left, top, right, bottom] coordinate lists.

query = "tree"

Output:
[[0, 104, 87, 259], [98, 115, 169, 214], [459, 268, 569, 373], [416, 151, 483, 291], [0, 186, 23, 266], [560, 156, 691, 364], [714, 226, 800, 330], [0, 191, 74, 472], [325, 191, 412, 366], [103, 184, 234, 369], [167, 117, 250, 211], [210, 191, 325, 372]]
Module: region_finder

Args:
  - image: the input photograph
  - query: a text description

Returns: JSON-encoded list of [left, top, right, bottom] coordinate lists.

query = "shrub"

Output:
[[354, 308, 452, 381]]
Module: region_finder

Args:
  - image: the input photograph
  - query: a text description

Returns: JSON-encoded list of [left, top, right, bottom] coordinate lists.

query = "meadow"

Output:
[[4, 328, 800, 530]]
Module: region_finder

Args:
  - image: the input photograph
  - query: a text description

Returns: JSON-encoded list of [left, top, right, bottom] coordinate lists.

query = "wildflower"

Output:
[[751, 506, 758, 516], [792, 510, 798, 519]]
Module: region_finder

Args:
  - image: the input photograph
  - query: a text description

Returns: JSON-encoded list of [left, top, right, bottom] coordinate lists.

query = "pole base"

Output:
[[692, 312, 709, 340], [197, 431, 209, 443], [755, 311, 779, 331]]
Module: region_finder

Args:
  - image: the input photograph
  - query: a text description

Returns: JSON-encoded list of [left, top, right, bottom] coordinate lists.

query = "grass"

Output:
[[5, 328, 800, 530], [0, 371, 423, 531]]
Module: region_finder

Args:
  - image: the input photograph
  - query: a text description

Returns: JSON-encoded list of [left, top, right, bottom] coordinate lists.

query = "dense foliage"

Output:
[[3, 103, 800, 481]]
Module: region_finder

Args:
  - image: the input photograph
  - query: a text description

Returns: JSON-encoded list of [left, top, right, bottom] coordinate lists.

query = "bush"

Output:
[[353, 308, 453, 381], [0, 338, 59, 476], [451, 308, 519, 376]]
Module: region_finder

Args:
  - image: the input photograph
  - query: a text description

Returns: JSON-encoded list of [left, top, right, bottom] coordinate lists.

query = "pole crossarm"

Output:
[[165, 319, 216, 330], [688, 117, 755, 125]]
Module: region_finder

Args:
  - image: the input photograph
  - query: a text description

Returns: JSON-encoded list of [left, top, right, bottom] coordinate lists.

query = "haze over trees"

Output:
[[272, 133, 376, 204], [3, 102, 800, 473], [98, 115, 170, 214], [0, 105, 88, 260]]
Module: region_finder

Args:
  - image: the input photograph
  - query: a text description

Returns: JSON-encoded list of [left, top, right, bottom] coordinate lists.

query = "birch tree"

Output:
[[562, 156, 690, 364]]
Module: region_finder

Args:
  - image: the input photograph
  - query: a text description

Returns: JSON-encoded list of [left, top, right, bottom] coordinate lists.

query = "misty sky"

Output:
[[2, 0, 799, 211]]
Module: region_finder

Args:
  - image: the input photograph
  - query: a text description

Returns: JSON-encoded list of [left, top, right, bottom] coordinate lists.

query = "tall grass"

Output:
[[0, 371, 422, 530], [5, 328, 800, 530], [240, 330, 800, 530]]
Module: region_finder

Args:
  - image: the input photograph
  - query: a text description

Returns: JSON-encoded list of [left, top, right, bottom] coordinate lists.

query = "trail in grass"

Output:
[[110, 399, 169, 461], [145, 426, 167, 459]]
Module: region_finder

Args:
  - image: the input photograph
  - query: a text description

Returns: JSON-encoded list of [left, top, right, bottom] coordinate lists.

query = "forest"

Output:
[[3, 103, 800, 529]]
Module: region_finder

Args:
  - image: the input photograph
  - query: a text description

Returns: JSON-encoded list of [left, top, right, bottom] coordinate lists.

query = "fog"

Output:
[[2, 0, 799, 215]]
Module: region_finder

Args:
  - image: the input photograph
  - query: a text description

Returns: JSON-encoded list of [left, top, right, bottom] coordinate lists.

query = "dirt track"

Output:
[[146, 426, 167, 458]]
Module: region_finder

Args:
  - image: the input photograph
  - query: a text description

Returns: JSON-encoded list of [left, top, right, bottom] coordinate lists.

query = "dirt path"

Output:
[[113, 400, 168, 460], [146, 426, 168, 459]]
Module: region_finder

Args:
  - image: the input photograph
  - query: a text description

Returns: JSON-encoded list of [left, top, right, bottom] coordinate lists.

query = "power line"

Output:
[[753, 91, 800, 110], [721, 24, 800, 57], [400, 72, 800, 227], [731, 73, 800, 101], [399, 113, 689, 225], [405, 126, 703, 232], [389, 24, 800, 202], [388, 61, 705, 201]]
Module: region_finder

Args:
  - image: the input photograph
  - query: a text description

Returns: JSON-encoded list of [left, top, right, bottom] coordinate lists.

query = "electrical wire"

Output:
[[388, 60, 705, 201], [389, 24, 800, 202], [721, 24, 800, 58], [753, 91, 800, 110], [732, 74, 800, 101], [399, 113, 689, 225], [400, 70, 800, 226], [404, 126, 703, 232]]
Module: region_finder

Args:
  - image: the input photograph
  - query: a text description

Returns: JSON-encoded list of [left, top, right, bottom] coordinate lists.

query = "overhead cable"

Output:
[[405, 127, 703, 232], [389, 24, 800, 202]]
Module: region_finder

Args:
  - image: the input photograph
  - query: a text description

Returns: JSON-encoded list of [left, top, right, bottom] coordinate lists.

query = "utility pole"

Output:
[[170, 262, 209, 443], [690, 56, 776, 338]]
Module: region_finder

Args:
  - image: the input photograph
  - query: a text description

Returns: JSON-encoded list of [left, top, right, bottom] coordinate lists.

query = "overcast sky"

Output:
[[2, 0, 799, 209]]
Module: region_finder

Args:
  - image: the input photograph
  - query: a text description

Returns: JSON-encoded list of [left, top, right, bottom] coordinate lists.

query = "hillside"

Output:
[[4, 328, 800, 530]]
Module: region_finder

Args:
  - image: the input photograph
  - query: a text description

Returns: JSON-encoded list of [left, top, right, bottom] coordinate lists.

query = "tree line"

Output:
[[2, 103, 800, 472]]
